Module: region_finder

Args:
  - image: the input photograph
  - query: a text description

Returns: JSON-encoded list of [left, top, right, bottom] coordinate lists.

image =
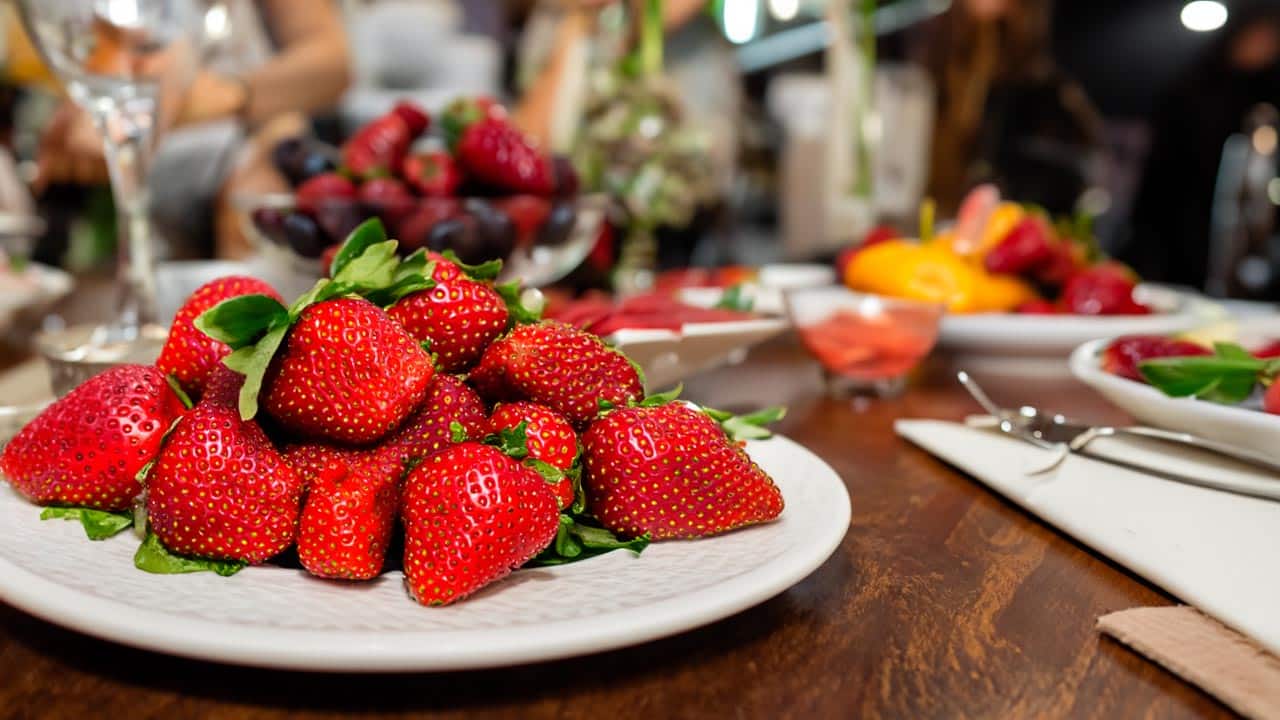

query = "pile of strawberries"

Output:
[[0, 221, 785, 606], [255, 97, 580, 270]]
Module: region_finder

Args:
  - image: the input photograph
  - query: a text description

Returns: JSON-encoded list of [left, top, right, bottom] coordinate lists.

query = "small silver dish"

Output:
[[36, 323, 167, 397]]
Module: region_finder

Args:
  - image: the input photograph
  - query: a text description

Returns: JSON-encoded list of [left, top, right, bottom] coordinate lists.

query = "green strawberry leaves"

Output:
[[442, 250, 502, 282], [495, 281, 543, 326], [222, 323, 289, 420], [714, 284, 754, 312], [328, 218, 390, 278], [40, 507, 133, 540], [134, 534, 245, 577], [528, 514, 649, 567], [1139, 342, 1277, 405], [195, 294, 289, 349], [165, 375, 194, 410], [714, 406, 787, 441]]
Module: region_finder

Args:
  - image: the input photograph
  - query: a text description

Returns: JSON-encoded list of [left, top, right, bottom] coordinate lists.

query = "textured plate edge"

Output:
[[0, 436, 851, 672]]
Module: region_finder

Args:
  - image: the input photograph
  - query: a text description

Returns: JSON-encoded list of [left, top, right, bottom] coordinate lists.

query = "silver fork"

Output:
[[956, 371, 1280, 502]]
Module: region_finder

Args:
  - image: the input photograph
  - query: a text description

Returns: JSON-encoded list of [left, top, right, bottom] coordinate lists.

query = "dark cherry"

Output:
[[537, 201, 577, 247], [283, 212, 326, 258]]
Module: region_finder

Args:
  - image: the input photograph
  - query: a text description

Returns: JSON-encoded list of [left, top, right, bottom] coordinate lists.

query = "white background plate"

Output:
[[0, 435, 849, 672], [1070, 338, 1280, 459], [940, 287, 1220, 357]]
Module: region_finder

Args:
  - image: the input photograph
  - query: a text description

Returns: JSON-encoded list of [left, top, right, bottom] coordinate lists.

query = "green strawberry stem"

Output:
[[639, 0, 664, 78]]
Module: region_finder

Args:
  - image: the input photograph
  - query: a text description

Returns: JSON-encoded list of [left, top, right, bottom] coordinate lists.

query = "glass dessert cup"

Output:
[[784, 287, 943, 398]]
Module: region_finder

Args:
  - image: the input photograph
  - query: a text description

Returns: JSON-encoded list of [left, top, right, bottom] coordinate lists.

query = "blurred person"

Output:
[[1123, 2, 1280, 291], [32, 0, 351, 258], [920, 0, 1102, 215]]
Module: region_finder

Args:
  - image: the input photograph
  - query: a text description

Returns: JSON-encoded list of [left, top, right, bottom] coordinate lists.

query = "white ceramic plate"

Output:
[[940, 286, 1222, 357], [0, 435, 849, 672], [611, 318, 789, 391], [1070, 338, 1280, 459]]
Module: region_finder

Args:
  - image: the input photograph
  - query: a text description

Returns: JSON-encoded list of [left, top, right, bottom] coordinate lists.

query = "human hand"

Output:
[[34, 102, 108, 192]]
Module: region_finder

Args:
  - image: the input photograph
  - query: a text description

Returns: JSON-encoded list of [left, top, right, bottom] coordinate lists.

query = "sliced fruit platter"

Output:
[[1071, 334, 1280, 459], [837, 186, 1218, 356], [241, 97, 602, 287], [0, 220, 851, 669]]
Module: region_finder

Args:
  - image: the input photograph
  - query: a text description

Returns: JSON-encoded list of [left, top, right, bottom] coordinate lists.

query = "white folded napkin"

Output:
[[895, 419, 1280, 657]]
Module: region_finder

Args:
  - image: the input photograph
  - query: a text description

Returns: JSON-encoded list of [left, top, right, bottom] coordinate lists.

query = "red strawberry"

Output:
[[341, 110, 415, 180], [1061, 265, 1150, 316], [295, 172, 357, 216], [445, 100, 554, 195], [496, 196, 551, 247], [298, 451, 401, 580], [382, 374, 489, 463], [390, 100, 431, 136], [582, 402, 784, 540], [489, 402, 577, 509], [157, 276, 282, 396], [146, 403, 305, 563], [1035, 241, 1084, 288], [1254, 340, 1280, 359], [1265, 381, 1280, 415], [401, 151, 462, 197], [1, 365, 186, 511], [470, 321, 643, 427], [386, 255, 508, 373], [984, 217, 1054, 276], [401, 442, 559, 605], [282, 441, 365, 486], [262, 297, 436, 445], [201, 365, 246, 409], [1101, 335, 1210, 381]]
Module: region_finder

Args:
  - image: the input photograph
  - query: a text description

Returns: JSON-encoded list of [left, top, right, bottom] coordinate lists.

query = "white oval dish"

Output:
[[1070, 338, 1280, 459], [941, 286, 1222, 357], [0, 435, 849, 672]]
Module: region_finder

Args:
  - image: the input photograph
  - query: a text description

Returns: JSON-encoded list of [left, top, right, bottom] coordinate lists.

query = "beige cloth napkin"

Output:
[[1099, 607, 1280, 719]]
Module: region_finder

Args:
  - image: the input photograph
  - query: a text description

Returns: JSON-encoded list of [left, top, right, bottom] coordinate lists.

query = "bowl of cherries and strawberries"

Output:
[[239, 97, 606, 287]]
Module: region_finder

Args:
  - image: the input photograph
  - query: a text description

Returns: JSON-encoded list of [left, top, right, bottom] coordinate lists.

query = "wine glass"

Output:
[[17, 0, 205, 334]]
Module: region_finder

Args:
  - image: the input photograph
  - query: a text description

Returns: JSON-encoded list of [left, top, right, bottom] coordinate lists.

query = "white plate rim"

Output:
[[0, 435, 849, 672]]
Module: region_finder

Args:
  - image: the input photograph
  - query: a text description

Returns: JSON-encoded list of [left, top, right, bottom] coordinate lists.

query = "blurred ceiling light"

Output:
[[769, 0, 800, 22], [724, 0, 761, 45], [1181, 1, 1228, 32], [204, 3, 229, 41]]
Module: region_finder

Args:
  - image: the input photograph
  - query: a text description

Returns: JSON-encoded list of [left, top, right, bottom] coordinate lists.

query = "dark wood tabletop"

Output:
[[0, 316, 1233, 718]]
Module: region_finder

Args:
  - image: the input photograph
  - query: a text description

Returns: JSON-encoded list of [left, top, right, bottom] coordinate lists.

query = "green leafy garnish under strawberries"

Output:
[[134, 533, 245, 577], [1139, 342, 1280, 404], [39, 507, 133, 540]]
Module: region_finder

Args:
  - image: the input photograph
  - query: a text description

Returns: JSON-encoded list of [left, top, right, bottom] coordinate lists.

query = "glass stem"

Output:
[[100, 121, 156, 332]]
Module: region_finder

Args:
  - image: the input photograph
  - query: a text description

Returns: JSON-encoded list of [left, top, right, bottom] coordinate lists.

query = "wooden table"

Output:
[[0, 329, 1232, 718]]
